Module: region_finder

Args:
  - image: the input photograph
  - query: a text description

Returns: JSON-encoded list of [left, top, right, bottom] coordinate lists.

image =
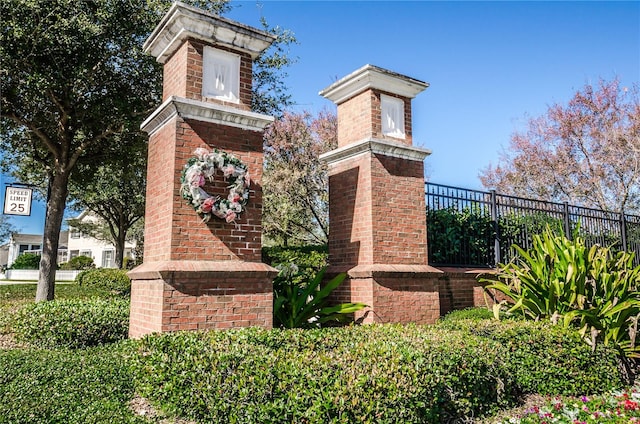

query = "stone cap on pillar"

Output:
[[143, 1, 276, 63], [141, 95, 274, 135], [320, 137, 431, 165], [319, 65, 429, 147], [319, 64, 428, 105]]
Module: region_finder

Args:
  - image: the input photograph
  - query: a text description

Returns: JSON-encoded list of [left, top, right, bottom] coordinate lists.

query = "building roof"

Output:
[[10, 231, 69, 246]]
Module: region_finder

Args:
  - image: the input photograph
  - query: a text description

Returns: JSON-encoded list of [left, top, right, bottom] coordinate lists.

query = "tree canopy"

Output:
[[263, 110, 337, 246], [480, 79, 640, 214], [1, 0, 295, 300], [0, 215, 14, 244]]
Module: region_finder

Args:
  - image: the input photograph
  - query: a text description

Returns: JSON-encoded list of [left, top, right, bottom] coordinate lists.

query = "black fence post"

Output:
[[621, 212, 628, 252], [490, 190, 500, 267], [563, 202, 571, 239]]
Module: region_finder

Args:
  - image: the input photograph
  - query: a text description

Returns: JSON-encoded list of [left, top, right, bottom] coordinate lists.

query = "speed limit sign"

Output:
[[3, 186, 33, 216]]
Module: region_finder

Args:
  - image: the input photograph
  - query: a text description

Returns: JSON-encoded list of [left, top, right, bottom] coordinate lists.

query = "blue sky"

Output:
[[3, 0, 639, 236]]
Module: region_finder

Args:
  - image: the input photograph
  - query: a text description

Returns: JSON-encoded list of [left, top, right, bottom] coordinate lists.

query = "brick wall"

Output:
[[327, 156, 372, 268], [129, 279, 165, 337], [143, 120, 177, 262], [163, 41, 188, 102], [326, 152, 428, 267], [129, 263, 275, 338], [336, 89, 413, 147], [327, 268, 498, 326], [142, 116, 265, 263], [162, 40, 253, 110], [371, 154, 427, 265]]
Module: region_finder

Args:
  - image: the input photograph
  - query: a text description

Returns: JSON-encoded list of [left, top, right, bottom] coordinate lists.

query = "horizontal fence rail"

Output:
[[425, 182, 640, 268]]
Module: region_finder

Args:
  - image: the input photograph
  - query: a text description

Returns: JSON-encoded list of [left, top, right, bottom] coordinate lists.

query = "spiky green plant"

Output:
[[273, 266, 366, 329], [481, 226, 640, 358]]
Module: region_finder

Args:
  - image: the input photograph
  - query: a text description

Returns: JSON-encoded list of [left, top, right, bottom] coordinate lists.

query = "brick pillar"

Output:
[[320, 65, 443, 324], [128, 3, 278, 338]]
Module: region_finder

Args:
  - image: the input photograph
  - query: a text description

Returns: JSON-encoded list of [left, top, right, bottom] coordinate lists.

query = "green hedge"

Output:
[[9, 253, 41, 270], [12, 298, 130, 349], [59, 255, 95, 270], [436, 318, 621, 395], [132, 323, 622, 423], [133, 325, 515, 423], [0, 343, 145, 424], [76, 268, 131, 296], [439, 307, 496, 322]]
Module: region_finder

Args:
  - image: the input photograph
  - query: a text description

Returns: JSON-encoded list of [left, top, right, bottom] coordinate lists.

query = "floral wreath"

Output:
[[180, 147, 250, 223]]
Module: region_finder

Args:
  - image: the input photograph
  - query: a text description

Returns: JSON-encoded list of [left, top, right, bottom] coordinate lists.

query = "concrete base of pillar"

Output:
[[128, 260, 277, 338]]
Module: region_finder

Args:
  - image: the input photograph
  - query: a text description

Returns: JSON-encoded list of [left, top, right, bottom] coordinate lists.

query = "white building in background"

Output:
[[2, 231, 69, 269], [0, 211, 135, 270], [66, 211, 136, 268]]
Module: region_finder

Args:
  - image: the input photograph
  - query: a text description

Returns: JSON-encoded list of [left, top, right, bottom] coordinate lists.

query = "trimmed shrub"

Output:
[[76, 268, 131, 296], [12, 297, 130, 349], [0, 343, 145, 424], [59, 255, 95, 270], [9, 253, 40, 270], [437, 318, 621, 396], [132, 325, 520, 423], [439, 307, 495, 322]]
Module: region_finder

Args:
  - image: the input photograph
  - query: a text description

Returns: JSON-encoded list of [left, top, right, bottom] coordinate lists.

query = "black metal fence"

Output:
[[425, 182, 640, 268]]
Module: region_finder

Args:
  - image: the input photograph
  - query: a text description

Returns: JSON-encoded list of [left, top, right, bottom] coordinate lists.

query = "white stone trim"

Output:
[[319, 64, 429, 105], [320, 137, 432, 165], [144, 1, 275, 63], [141, 96, 274, 135]]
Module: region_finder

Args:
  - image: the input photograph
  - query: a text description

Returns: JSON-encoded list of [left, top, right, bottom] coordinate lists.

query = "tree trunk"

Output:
[[115, 229, 126, 269], [36, 170, 70, 301]]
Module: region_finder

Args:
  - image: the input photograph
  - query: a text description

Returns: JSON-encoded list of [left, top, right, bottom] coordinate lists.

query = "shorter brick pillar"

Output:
[[320, 65, 443, 324], [128, 2, 277, 338]]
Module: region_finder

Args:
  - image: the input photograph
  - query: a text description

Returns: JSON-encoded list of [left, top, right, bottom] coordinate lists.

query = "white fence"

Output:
[[3, 269, 82, 282]]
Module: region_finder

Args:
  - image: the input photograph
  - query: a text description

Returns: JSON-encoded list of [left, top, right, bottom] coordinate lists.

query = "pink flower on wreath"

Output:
[[201, 197, 216, 213], [244, 173, 251, 187], [222, 165, 236, 177], [194, 147, 209, 160], [225, 210, 237, 223], [191, 173, 205, 188], [229, 192, 241, 203]]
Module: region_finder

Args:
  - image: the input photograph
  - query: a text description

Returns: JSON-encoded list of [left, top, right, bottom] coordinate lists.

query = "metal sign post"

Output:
[[3, 186, 33, 216]]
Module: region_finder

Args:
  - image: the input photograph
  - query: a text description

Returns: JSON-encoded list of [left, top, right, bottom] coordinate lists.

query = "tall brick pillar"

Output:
[[320, 65, 443, 324], [128, 2, 278, 338]]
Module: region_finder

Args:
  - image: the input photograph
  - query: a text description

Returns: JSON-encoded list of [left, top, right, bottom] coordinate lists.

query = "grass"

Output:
[[0, 286, 637, 423]]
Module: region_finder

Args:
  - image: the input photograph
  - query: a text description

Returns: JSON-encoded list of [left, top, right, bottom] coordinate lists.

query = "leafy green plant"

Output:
[[9, 253, 41, 269], [498, 211, 565, 263], [132, 323, 622, 423], [273, 265, 366, 328], [0, 342, 145, 424], [76, 268, 131, 296], [59, 255, 95, 270], [12, 297, 130, 349], [437, 318, 620, 396], [481, 225, 640, 358], [132, 325, 519, 423], [262, 244, 328, 285], [439, 307, 496, 322], [427, 206, 494, 266]]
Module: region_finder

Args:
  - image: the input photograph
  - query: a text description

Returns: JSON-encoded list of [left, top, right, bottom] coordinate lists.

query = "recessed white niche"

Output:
[[202, 46, 240, 103], [380, 94, 405, 139]]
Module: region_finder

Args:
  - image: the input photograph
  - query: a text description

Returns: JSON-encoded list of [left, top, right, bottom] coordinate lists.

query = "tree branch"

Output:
[[3, 110, 61, 158]]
